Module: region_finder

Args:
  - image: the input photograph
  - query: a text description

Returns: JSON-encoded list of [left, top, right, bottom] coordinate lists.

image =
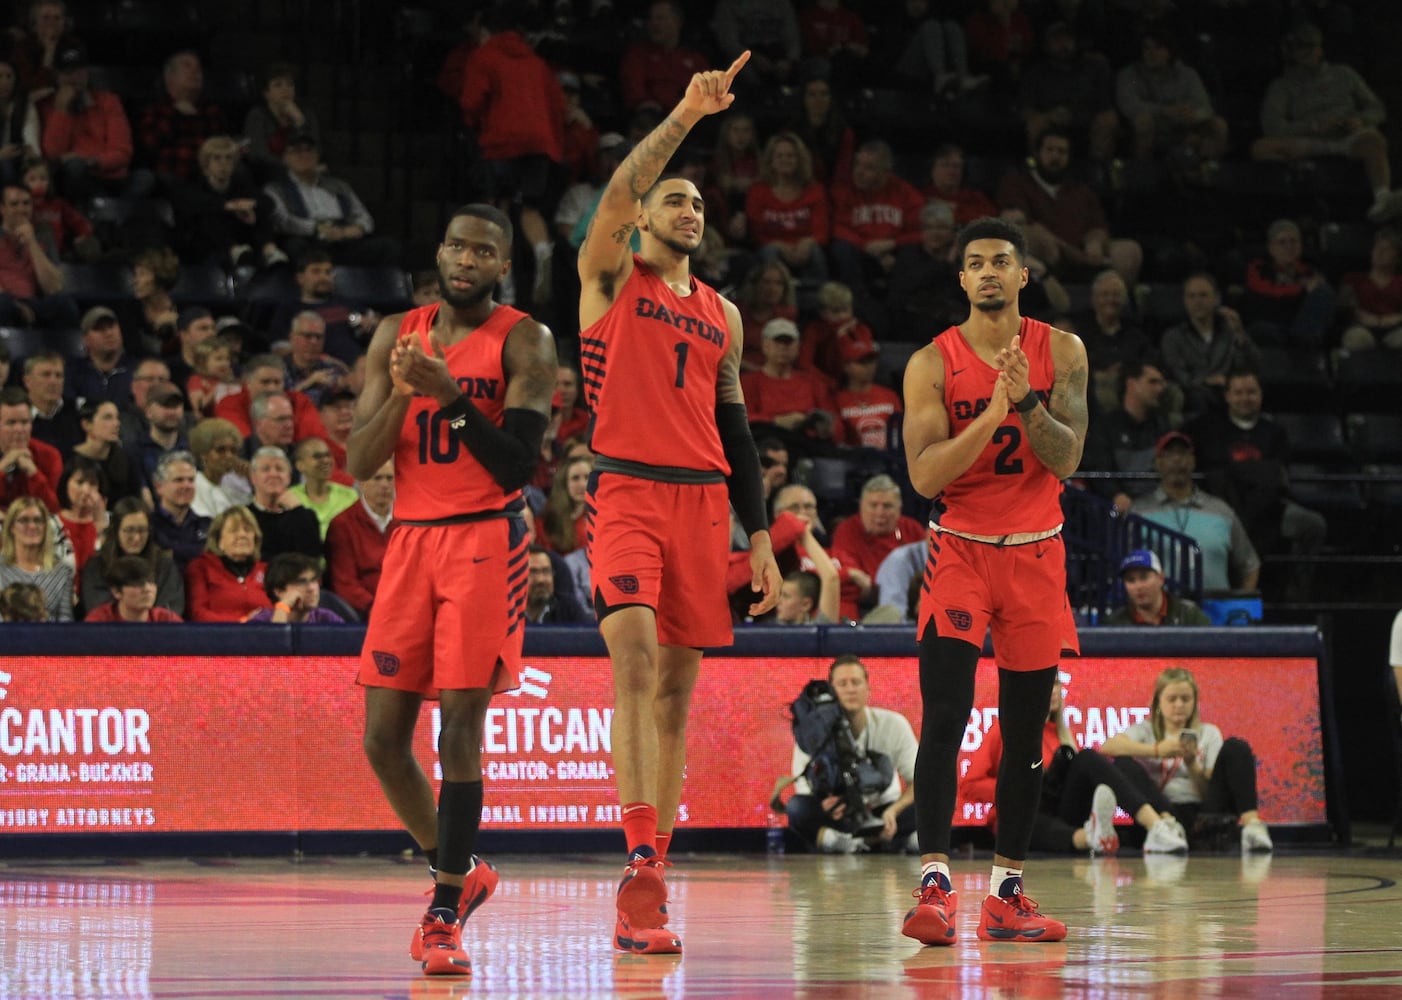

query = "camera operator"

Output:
[[777, 654, 918, 853]]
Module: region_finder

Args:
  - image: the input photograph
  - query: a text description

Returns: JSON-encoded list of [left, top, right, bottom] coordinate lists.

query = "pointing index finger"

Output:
[[724, 50, 751, 84]]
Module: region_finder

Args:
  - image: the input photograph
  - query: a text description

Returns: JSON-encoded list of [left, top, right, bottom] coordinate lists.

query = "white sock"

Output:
[[920, 861, 951, 891], [990, 864, 1023, 898]]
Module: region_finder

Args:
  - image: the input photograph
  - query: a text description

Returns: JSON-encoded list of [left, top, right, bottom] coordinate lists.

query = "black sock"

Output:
[[431, 881, 463, 914], [425, 847, 439, 871], [436, 780, 484, 878]]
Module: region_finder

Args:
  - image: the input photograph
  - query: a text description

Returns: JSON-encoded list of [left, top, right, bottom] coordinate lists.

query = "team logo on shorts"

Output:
[[609, 575, 640, 595], [372, 651, 401, 676], [945, 609, 973, 632]]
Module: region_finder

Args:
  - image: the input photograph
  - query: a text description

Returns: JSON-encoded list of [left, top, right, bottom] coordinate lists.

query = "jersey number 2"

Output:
[[992, 426, 1024, 475], [415, 409, 461, 464]]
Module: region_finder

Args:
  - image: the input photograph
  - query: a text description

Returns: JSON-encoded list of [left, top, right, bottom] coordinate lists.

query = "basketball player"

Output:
[[899, 217, 1088, 945], [577, 50, 782, 954], [347, 204, 557, 976]]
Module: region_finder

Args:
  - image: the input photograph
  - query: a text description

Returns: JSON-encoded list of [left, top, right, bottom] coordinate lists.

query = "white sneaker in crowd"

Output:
[[1241, 819, 1274, 853], [1144, 818, 1189, 853], [1083, 784, 1120, 855]]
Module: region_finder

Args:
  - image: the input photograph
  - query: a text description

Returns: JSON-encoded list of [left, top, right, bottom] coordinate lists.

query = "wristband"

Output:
[[1013, 391, 1039, 414], [274, 602, 293, 614]]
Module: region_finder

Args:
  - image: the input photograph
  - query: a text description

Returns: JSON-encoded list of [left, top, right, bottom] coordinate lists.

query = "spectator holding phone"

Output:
[[1101, 666, 1273, 852]]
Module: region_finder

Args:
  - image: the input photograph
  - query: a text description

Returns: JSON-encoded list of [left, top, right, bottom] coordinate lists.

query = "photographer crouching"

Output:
[[774, 655, 919, 853]]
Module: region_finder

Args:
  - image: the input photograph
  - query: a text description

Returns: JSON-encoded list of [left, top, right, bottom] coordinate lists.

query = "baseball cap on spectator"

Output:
[[80, 306, 118, 332], [762, 318, 799, 342], [177, 306, 211, 330], [286, 128, 319, 149], [841, 338, 879, 363], [147, 384, 185, 408], [320, 388, 355, 408], [1119, 549, 1163, 576], [54, 41, 87, 71], [1154, 430, 1193, 455]]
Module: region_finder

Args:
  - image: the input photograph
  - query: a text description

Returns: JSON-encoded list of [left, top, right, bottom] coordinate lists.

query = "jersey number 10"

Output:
[[415, 409, 461, 464]]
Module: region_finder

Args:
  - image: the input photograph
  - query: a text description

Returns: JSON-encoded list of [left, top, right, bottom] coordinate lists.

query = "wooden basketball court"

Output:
[[3, 848, 1400, 998]]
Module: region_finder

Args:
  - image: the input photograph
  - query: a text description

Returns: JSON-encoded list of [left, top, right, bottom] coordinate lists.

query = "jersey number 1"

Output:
[[415, 409, 461, 464], [673, 342, 689, 388]]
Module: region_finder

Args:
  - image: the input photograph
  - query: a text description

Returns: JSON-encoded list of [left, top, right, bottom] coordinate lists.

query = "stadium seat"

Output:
[[170, 264, 235, 307], [1256, 347, 1332, 413], [59, 262, 135, 306], [1334, 351, 1402, 408], [1272, 413, 1352, 466], [875, 340, 920, 391], [802, 456, 854, 503], [334, 266, 412, 312], [0, 326, 46, 365], [1286, 463, 1366, 513], [1135, 282, 1183, 329], [1345, 413, 1402, 465], [1317, 220, 1375, 278]]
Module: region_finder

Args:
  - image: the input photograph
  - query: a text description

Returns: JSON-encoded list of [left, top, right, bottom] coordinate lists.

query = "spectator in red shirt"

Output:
[[23, 158, 95, 260], [800, 280, 875, 387], [834, 339, 902, 449], [741, 317, 837, 443], [831, 473, 923, 619], [325, 458, 397, 618], [1240, 217, 1335, 351], [965, 0, 1035, 86], [619, 0, 710, 114], [711, 113, 761, 243], [745, 131, 829, 289], [457, 8, 566, 210], [829, 140, 924, 312], [14, 0, 73, 95], [84, 555, 184, 622], [36, 40, 136, 201], [736, 259, 800, 369], [137, 51, 229, 187], [214, 354, 331, 447], [0, 182, 79, 329], [184, 505, 271, 622], [924, 142, 998, 225], [540, 454, 592, 555], [1339, 227, 1402, 352], [0, 386, 62, 511], [553, 363, 590, 448], [799, 0, 869, 93]]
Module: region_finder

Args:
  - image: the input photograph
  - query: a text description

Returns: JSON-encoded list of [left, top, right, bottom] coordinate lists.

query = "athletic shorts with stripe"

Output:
[[586, 471, 732, 649], [358, 517, 530, 695], [917, 531, 1080, 670]]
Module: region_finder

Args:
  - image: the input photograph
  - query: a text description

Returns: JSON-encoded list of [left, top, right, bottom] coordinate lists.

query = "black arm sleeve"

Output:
[[716, 401, 769, 537], [440, 395, 549, 492]]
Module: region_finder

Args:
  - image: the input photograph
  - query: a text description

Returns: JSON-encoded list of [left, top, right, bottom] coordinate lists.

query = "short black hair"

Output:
[[264, 552, 321, 600], [957, 217, 1028, 264], [58, 456, 108, 508], [106, 554, 155, 590], [296, 247, 333, 272], [449, 203, 514, 252], [642, 173, 689, 207]]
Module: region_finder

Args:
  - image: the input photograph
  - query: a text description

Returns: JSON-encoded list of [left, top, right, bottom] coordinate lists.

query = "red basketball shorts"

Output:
[[587, 472, 732, 648], [358, 517, 529, 696], [917, 531, 1080, 671]]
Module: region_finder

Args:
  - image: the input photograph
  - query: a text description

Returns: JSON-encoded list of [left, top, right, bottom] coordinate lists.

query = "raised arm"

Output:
[[996, 329, 1089, 480], [577, 52, 750, 321], [345, 313, 411, 480], [901, 343, 1007, 499]]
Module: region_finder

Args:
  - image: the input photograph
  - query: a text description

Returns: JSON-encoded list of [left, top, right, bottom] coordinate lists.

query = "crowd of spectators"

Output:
[[1, 0, 1398, 624]]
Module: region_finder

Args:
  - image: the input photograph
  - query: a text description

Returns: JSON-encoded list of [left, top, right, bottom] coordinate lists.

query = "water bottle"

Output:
[[766, 809, 785, 855]]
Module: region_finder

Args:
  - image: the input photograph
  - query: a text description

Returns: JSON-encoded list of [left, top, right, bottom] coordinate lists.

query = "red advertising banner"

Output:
[[0, 655, 1324, 834]]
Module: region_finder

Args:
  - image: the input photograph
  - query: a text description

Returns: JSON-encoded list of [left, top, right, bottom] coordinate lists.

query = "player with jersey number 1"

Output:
[[346, 204, 558, 977], [576, 49, 782, 955], [898, 217, 1089, 947]]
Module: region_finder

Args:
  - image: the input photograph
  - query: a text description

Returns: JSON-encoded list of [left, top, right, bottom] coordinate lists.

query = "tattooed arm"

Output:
[[1013, 329, 1090, 480], [577, 52, 750, 329]]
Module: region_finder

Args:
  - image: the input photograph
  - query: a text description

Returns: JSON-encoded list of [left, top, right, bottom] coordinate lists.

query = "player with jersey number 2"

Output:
[[346, 204, 558, 976], [898, 217, 1089, 946], [576, 49, 782, 955]]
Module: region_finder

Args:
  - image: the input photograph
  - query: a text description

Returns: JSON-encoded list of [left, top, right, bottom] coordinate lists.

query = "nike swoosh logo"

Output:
[[1030, 760, 1041, 770], [472, 556, 490, 563], [711, 520, 721, 526], [950, 367, 966, 376]]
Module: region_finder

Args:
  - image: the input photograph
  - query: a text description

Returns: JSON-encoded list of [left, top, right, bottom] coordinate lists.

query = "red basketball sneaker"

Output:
[[902, 882, 959, 945], [976, 891, 1067, 942], [418, 908, 472, 976], [616, 855, 669, 930], [614, 911, 683, 954], [410, 858, 499, 961]]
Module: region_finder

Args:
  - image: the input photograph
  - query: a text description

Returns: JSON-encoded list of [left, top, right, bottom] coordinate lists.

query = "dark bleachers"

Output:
[[0, 326, 46, 365], [59, 262, 135, 307], [1346, 413, 1402, 465], [1257, 347, 1333, 413], [1335, 352, 1402, 412], [1273, 412, 1352, 466], [333, 266, 413, 313], [170, 264, 235, 308]]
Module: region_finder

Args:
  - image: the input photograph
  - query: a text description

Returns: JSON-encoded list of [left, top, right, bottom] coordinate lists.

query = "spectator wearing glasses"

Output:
[[282, 310, 348, 408], [79, 496, 184, 616], [0, 495, 72, 620], [188, 416, 250, 518], [119, 357, 172, 447]]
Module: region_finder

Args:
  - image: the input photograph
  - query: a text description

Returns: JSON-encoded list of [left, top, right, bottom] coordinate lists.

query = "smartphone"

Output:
[[1179, 729, 1199, 749]]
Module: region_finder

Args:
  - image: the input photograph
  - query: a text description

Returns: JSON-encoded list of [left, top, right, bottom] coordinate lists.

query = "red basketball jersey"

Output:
[[392, 302, 527, 520], [933, 316, 1064, 535], [580, 256, 731, 473]]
